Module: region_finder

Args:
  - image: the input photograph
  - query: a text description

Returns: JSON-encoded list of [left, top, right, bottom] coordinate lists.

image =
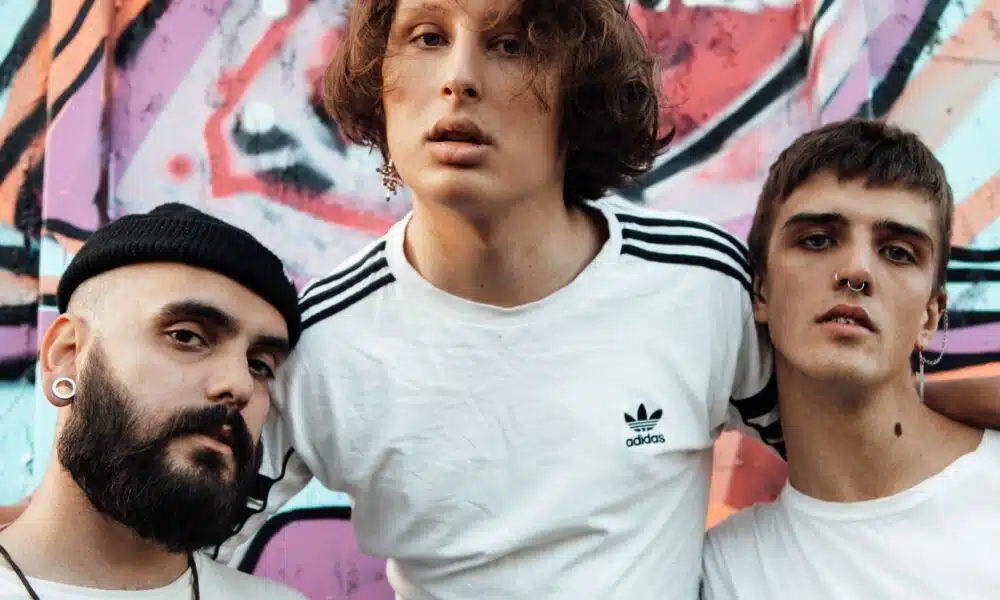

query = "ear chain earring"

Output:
[[917, 311, 949, 404], [377, 159, 402, 202]]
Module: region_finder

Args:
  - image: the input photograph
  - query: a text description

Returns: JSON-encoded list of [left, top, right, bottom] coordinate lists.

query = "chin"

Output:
[[798, 354, 881, 387]]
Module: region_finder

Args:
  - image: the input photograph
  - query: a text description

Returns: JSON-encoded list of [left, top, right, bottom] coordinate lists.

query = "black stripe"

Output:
[[44, 218, 94, 241], [300, 240, 387, 301], [236, 507, 352, 574], [621, 244, 751, 293], [949, 246, 1000, 263], [52, 0, 97, 57], [50, 39, 105, 120], [0, 244, 39, 276], [0, 0, 49, 93], [0, 100, 46, 185], [0, 356, 36, 382], [617, 212, 748, 262], [215, 447, 297, 560], [945, 268, 1000, 283], [14, 156, 44, 238], [0, 303, 37, 327], [39, 294, 57, 308], [302, 274, 396, 331], [947, 311, 1000, 328], [731, 371, 778, 423], [863, 0, 951, 117], [299, 257, 390, 313], [114, 0, 172, 67], [622, 229, 750, 274]]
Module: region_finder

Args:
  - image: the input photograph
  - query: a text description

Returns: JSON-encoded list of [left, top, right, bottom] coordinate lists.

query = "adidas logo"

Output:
[[624, 403, 665, 447]]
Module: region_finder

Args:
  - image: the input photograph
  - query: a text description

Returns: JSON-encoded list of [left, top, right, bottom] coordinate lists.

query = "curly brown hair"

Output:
[[322, 0, 671, 205], [747, 118, 954, 291]]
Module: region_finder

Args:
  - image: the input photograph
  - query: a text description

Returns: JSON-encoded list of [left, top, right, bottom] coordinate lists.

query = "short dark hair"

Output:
[[747, 118, 953, 289], [322, 0, 671, 205]]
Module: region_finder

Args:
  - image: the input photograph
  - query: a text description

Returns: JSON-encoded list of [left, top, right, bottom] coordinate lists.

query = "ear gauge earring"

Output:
[[917, 311, 949, 404], [377, 159, 402, 202], [51, 376, 77, 402]]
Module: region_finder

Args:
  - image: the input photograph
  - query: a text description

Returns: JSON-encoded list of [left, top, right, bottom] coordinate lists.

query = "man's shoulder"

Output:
[[298, 235, 397, 336], [594, 197, 748, 249], [593, 198, 752, 294], [706, 499, 785, 560], [196, 559, 309, 599]]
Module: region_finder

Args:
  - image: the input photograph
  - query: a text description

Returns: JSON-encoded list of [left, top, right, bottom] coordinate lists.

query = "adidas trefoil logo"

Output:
[[624, 403, 665, 448]]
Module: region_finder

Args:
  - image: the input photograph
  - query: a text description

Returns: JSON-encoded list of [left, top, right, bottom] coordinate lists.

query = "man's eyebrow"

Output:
[[780, 211, 848, 232], [159, 300, 238, 334], [159, 300, 290, 355], [252, 335, 290, 358], [872, 219, 934, 247]]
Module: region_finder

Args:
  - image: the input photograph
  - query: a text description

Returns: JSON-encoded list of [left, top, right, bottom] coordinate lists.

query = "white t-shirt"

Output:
[[0, 553, 306, 599], [702, 429, 1000, 600], [213, 197, 783, 600]]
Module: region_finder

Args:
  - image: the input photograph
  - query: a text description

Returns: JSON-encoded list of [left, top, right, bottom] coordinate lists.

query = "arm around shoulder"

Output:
[[924, 375, 1000, 430]]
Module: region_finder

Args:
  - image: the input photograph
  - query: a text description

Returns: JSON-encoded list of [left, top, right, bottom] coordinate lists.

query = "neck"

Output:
[[777, 357, 983, 502], [0, 464, 190, 590], [404, 188, 605, 307]]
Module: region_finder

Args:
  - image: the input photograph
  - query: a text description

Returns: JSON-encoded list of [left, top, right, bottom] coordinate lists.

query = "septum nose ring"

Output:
[[836, 272, 868, 293]]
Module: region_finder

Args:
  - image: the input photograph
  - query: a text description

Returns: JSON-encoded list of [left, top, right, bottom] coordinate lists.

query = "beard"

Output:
[[58, 345, 260, 553]]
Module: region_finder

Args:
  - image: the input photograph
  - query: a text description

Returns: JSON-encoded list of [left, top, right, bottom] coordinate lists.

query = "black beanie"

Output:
[[57, 203, 301, 348]]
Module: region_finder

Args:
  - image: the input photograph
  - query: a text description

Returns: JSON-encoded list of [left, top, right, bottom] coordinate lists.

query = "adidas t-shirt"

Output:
[[702, 430, 1000, 600], [213, 197, 782, 600], [0, 553, 307, 599]]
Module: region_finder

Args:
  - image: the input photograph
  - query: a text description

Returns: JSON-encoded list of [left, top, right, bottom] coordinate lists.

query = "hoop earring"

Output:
[[377, 159, 402, 202], [51, 376, 77, 401], [917, 311, 948, 403]]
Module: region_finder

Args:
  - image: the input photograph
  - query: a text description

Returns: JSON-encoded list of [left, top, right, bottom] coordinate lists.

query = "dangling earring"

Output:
[[918, 311, 948, 403], [377, 159, 402, 202], [51, 376, 77, 402]]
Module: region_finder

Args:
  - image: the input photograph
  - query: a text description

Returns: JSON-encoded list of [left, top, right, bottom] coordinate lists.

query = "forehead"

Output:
[[778, 172, 938, 230], [103, 263, 287, 338], [394, 0, 516, 25]]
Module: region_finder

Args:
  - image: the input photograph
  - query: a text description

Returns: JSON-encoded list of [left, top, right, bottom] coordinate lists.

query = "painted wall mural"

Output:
[[0, 0, 997, 597]]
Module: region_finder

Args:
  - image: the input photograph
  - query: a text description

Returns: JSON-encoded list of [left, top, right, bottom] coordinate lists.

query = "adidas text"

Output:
[[625, 433, 666, 447]]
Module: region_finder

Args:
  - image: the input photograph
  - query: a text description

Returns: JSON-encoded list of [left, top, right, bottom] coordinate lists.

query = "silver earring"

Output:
[[51, 376, 77, 401], [918, 311, 948, 403], [377, 159, 402, 202]]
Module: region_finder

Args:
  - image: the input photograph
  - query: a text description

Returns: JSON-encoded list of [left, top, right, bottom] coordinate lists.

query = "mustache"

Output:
[[129, 404, 253, 461]]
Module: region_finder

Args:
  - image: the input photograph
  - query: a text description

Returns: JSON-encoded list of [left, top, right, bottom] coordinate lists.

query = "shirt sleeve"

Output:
[[206, 326, 346, 567], [723, 283, 785, 458]]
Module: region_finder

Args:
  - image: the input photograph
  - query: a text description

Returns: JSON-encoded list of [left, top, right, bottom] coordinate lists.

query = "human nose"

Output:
[[205, 352, 255, 412], [439, 31, 482, 103], [834, 240, 876, 296]]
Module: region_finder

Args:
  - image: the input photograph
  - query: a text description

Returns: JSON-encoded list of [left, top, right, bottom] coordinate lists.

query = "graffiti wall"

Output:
[[0, 0, 997, 597]]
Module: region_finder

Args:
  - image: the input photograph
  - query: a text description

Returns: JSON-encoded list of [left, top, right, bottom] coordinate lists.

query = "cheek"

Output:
[[242, 393, 271, 443]]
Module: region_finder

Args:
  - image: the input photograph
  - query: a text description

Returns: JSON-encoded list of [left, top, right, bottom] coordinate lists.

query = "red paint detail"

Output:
[[629, 2, 802, 142], [167, 154, 194, 181], [203, 2, 394, 234]]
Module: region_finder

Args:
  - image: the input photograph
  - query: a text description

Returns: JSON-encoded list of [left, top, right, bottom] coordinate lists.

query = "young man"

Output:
[[0, 204, 307, 599], [197, 2, 1000, 599], [701, 119, 1000, 599]]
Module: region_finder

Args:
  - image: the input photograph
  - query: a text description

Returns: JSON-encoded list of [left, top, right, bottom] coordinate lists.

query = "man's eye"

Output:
[[249, 359, 276, 379], [168, 329, 205, 347], [415, 32, 444, 47], [883, 245, 916, 264], [800, 234, 833, 250]]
